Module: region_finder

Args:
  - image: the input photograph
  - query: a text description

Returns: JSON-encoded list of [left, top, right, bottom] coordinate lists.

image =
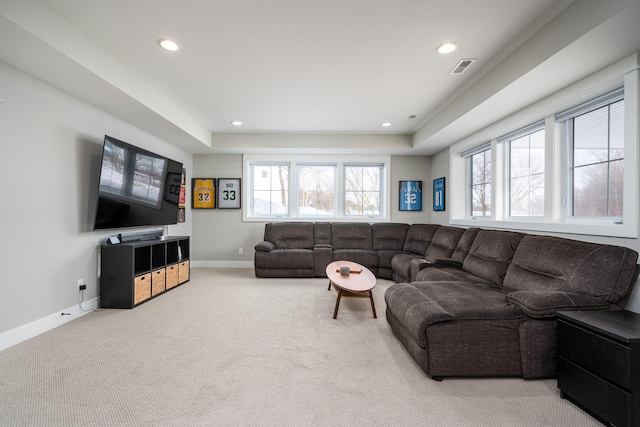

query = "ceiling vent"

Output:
[[450, 59, 476, 75]]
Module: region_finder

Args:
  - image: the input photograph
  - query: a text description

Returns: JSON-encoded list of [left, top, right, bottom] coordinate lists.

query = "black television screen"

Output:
[[93, 135, 183, 230]]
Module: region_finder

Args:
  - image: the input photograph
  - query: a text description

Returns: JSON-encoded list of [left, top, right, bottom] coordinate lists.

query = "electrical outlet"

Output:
[[77, 278, 86, 291], [239, 248, 244, 255]]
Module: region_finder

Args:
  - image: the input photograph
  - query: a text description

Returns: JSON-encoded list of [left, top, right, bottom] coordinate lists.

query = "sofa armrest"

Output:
[[313, 245, 333, 277], [255, 241, 275, 252], [505, 290, 609, 318], [410, 258, 431, 281]]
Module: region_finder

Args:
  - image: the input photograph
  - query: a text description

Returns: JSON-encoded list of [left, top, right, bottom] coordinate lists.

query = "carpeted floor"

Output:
[[0, 268, 600, 426]]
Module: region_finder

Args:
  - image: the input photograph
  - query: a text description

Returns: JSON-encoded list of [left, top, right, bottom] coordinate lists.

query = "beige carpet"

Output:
[[0, 268, 599, 426]]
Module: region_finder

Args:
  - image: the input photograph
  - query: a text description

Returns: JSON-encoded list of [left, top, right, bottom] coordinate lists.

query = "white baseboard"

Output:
[[191, 260, 254, 268], [0, 297, 99, 352]]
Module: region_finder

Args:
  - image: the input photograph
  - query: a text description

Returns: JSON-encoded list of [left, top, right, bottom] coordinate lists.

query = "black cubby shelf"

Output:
[[100, 236, 190, 308]]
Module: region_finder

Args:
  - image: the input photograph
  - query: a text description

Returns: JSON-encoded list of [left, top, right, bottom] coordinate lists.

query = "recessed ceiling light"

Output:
[[381, 122, 392, 127], [159, 39, 179, 51], [231, 121, 243, 126], [436, 42, 458, 54]]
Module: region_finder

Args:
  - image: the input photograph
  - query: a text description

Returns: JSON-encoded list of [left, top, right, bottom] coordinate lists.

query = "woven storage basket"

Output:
[[151, 268, 166, 296], [134, 273, 151, 305], [179, 260, 190, 284], [166, 264, 179, 289]]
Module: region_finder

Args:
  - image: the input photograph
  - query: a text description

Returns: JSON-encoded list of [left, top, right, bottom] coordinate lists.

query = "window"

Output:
[[500, 122, 545, 217], [244, 155, 390, 221], [297, 164, 336, 216], [344, 164, 384, 216], [469, 148, 491, 217], [448, 63, 638, 239], [250, 163, 289, 216], [570, 97, 624, 218]]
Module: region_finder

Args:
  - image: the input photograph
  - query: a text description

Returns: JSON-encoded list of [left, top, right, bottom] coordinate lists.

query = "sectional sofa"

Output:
[[254, 222, 640, 380]]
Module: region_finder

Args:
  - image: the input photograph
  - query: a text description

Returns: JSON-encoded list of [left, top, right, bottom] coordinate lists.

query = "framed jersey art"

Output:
[[217, 178, 241, 209], [433, 177, 445, 211], [399, 180, 422, 211], [192, 178, 216, 209]]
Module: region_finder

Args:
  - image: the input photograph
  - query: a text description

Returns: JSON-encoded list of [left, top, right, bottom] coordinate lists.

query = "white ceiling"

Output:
[[1, 0, 639, 155]]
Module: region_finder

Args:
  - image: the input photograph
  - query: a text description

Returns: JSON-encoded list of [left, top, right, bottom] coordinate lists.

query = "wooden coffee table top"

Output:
[[326, 260, 376, 293]]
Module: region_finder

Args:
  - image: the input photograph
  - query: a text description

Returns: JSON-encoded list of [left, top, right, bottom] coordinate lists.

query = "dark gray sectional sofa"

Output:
[[255, 222, 418, 279], [254, 222, 640, 380]]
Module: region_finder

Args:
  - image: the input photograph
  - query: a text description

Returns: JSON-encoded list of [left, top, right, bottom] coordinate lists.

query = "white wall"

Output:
[[191, 154, 431, 265], [429, 150, 450, 226], [0, 61, 193, 339], [191, 154, 259, 265], [390, 156, 432, 225]]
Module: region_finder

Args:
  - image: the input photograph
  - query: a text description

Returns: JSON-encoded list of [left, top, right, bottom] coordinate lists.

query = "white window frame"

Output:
[[243, 154, 391, 222], [448, 57, 638, 238]]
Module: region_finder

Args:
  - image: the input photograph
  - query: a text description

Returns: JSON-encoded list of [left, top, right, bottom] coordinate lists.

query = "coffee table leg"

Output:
[[328, 280, 332, 291], [369, 290, 377, 318], [333, 288, 343, 319]]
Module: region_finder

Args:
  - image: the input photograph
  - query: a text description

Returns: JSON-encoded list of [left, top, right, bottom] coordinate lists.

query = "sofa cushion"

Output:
[[372, 223, 409, 251], [255, 249, 314, 269], [314, 222, 332, 246], [451, 228, 481, 263], [424, 226, 465, 258], [331, 223, 372, 250], [506, 290, 609, 318], [378, 249, 403, 270], [264, 222, 315, 250], [462, 230, 525, 286], [402, 224, 440, 255], [332, 249, 378, 272], [503, 235, 639, 306], [385, 281, 525, 347], [384, 283, 452, 347]]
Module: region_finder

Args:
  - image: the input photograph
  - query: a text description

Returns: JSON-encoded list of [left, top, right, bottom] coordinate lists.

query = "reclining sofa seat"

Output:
[[391, 226, 473, 283], [389, 224, 440, 283], [254, 222, 315, 278], [331, 222, 379, 276], [372, 223, 410, 280], [385, 230, 640, 380]]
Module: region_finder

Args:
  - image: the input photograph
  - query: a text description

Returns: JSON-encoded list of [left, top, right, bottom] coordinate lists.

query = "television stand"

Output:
[[100, 235, 190, 308]]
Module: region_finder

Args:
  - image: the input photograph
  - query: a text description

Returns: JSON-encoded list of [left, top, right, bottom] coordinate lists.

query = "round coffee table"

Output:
[[326, 260, 377, 319]]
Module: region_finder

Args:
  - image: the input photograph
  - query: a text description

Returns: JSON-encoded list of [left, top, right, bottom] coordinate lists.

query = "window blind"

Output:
[[556, 87, 624, 122]]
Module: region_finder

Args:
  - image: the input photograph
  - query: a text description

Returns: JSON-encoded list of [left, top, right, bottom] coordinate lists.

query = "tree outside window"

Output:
[[252, 164, 289, 215], [344, 165, 382, 216], [298, 165, 335, 216], [471, 149, 491, 217], [509, 128, 545, 217], [572, 100, 624, 218]]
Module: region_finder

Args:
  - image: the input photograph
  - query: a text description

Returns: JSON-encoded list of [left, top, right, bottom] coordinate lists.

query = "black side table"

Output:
[[558, 310, 640, 427]]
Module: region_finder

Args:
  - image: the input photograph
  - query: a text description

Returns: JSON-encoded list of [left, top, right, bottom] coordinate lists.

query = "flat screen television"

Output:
[[93, 135, 183, 230]]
